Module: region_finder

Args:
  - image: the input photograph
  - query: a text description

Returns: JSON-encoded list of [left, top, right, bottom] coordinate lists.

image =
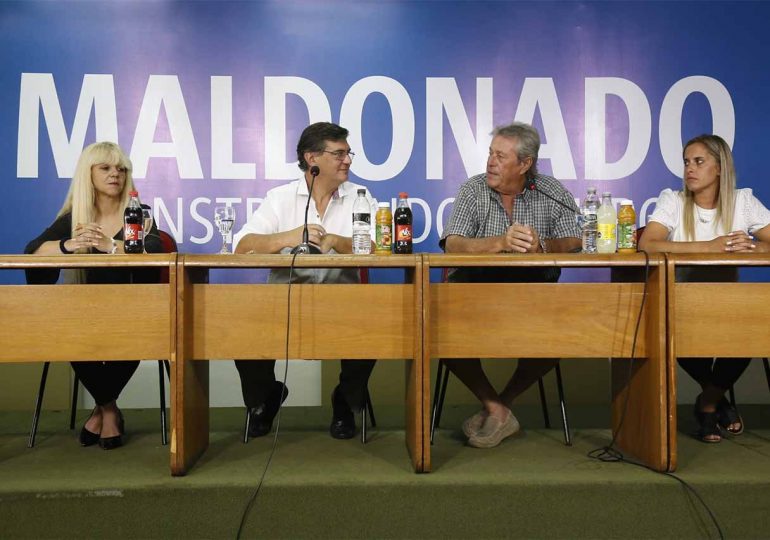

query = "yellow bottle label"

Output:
[[598, 223, 615, 241]]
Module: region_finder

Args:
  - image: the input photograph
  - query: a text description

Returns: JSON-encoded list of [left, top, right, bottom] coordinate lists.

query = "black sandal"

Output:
[[694, 396, 721, 443], [716, 397, 744, 435]]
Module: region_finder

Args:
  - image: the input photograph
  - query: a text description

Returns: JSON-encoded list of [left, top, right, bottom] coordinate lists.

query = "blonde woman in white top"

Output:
[[640, 134, 770, 442]]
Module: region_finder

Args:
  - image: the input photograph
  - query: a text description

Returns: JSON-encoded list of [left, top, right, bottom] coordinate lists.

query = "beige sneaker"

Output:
[[468, 409, 520, 448], [462, 410, 488, 438]]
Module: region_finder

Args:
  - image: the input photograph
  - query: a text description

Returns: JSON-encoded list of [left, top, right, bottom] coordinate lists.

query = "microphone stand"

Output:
[[291, 166, 322, 255]]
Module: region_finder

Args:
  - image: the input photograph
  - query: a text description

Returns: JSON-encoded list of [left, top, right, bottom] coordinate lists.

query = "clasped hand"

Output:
[[65, 223, 113, 253], [713, 230, 763, 252], [503, 223, 541, 253], [292, 224, 337, 253]]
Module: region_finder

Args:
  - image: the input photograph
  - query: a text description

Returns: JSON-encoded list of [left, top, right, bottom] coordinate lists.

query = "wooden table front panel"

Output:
[[190, 283, 415, 360], [0, 284, 170, 362], [430, 282, 648, 359], [674, 282, 770, 357]]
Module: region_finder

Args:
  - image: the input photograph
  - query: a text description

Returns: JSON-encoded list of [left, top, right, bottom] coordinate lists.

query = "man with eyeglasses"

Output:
[[233, 122, 377, 440], [439, 121, 581, 448]]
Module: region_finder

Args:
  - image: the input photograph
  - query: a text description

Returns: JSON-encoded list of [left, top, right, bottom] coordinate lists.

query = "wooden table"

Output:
[[424, 253, 672, 472], [172, 254, 427, 475], [667, 253, 770, 457], [0, 255, 177, 364]]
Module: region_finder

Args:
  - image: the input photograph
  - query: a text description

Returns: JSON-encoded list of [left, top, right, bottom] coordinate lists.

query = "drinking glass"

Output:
[[214, 205, 235, 254], [142, 205, 154, 253]]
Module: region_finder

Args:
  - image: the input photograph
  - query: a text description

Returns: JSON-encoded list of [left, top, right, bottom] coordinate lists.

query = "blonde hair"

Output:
[[681, 134, 736, 241], [57, 142, 136, 252]]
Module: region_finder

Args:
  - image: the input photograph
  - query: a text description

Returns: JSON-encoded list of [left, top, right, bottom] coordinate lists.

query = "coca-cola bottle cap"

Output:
[[398, 192, 408, 198], [129, 190, 139, 197]]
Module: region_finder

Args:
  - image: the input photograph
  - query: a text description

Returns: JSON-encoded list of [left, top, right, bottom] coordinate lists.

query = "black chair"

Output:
[[430, 360, 571, 445], [27, 230, 177, 448]]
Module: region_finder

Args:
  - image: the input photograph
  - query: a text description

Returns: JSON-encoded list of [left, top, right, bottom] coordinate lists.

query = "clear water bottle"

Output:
[[581, 187, 599, 254], [352, 188, 372, 254], [597, 191, 617, 254]]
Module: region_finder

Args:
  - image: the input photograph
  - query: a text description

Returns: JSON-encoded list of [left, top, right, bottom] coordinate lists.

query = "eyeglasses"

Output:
[[321, 149, 355, 161]]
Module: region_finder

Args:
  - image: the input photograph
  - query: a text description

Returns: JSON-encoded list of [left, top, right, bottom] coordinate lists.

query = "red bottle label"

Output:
[[396, 224, 412, 241], [125, 223, 141, 241]]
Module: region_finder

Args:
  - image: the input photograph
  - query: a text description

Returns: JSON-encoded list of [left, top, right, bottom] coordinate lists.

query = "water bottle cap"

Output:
[[587, 186, 597, 192], [129, 190, 138, 197], [378, 201, 391, 208], [357, 188, 366, 195], [602, 191, 612, 197], [398, 192, 408, 198], [620, 199, 634, 206]]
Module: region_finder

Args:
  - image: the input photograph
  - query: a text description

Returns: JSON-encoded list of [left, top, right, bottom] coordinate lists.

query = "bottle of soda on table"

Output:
[[124, 190, 143, 254], [393, 192, 412, 254]]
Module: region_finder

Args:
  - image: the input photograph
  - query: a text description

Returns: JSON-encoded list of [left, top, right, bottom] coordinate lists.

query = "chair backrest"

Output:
[[158, 230, 178, 253], [157, 230, 177, 284]]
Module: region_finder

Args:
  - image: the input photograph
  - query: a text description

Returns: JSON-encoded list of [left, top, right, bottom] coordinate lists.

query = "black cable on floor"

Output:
[[586, 249, 724, 540], [236, 251, 298, 539]]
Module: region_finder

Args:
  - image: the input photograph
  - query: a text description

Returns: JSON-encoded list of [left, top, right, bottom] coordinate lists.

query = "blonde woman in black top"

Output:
[[26, 141, 161, 450]]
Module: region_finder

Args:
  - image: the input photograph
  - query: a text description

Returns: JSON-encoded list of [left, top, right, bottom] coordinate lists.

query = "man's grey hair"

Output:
[[492, 122, 540, 179]]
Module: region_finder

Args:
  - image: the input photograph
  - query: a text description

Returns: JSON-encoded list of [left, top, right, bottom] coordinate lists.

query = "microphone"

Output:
[[290, 165, 322, 255]]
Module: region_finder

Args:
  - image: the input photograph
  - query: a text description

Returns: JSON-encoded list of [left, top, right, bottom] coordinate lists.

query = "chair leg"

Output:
[[361, 388, 375, 444], [69, 374, 79, 430], [430, 360, 450, 444], [28, 362, 51, 448], [763, 358, 770, 394], [361, 407, 367, 444], [243, 408, 251, 444], [537, 377, 551, 429], [366, 388, 377, 428], [158, 361, 168, 446], [554, 363, 572, 446]]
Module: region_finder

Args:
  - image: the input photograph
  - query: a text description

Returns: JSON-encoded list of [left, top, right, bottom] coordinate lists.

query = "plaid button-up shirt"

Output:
[[440, 173, 581, 283]]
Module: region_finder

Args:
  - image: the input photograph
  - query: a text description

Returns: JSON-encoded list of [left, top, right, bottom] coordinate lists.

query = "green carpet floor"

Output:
[[0, 406, 768, 539]]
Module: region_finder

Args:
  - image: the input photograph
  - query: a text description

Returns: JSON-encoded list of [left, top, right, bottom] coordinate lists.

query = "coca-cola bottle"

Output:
[[123, 190, 143, 253], [393, 192, 412, 254]]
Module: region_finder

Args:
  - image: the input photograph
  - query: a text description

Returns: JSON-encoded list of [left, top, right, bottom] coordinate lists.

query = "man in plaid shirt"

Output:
[[439, 121, 581, 448]]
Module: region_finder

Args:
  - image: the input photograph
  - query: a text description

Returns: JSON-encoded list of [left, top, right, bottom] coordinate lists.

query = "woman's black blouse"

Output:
[[24, 212, 164, 285]]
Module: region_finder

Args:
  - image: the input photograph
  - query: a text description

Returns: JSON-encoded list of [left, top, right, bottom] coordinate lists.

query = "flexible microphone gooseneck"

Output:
[[291, 165, 322, 255], [524, 177, 583, 253], [524, 177, 580, 215]]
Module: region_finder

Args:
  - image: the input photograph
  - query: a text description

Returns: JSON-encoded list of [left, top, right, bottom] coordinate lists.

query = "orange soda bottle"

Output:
[[616, 199, 637, 254], [375, 201, 392, 254]]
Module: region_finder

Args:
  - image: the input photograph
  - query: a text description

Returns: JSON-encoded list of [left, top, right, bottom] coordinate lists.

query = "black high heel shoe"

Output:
[[99, 408, 125, 450], [79, 427, 100, 447], [79, 408, 101, 447], [98, 434, 123, 450]]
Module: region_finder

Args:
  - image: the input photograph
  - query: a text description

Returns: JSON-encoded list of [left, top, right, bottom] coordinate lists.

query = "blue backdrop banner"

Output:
[[3, 1, 769, 281]]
